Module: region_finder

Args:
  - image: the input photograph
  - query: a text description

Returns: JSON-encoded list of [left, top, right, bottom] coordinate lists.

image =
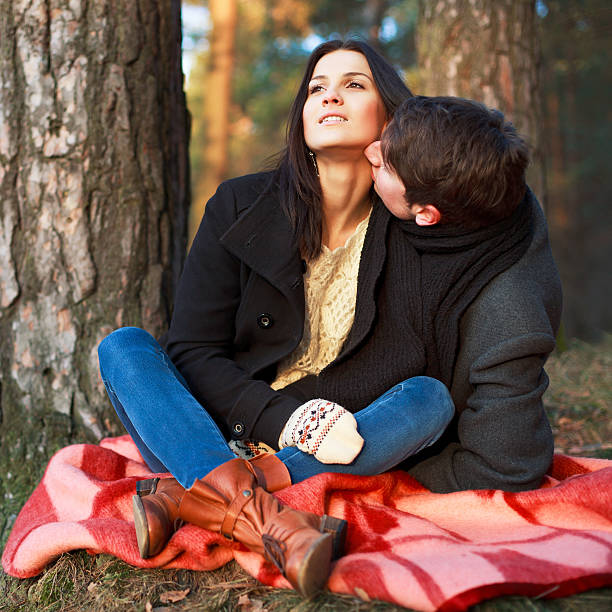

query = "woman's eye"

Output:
[[309, 84, 323, 94], [347, 81, 365, 89]]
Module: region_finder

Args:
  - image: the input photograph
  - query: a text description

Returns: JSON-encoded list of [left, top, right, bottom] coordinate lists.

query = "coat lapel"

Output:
[[219, 186, 304, 300], [221, 185, 390, 363]]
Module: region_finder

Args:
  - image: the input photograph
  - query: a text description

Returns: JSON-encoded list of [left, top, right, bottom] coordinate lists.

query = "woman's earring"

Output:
[[308, 150, 319, 177]]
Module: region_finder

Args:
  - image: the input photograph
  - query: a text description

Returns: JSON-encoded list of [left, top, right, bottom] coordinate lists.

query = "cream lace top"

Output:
[[271, 211, 371, 390]]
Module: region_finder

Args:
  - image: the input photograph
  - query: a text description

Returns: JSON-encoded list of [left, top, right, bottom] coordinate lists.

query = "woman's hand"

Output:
[[279, 399, 364, 464]]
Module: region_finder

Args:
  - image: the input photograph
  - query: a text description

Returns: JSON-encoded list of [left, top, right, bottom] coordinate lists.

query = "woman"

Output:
[[98, 39, 455, 596]]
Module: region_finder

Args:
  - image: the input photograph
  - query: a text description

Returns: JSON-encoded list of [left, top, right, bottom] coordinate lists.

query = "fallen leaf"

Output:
[[159, 588, 190, 603], [237, 593, 252, 608], [557, 417, 586, 431], [86, 582, 98, 593], [237, 593, 267, 610], [145, 602, 153, 612]]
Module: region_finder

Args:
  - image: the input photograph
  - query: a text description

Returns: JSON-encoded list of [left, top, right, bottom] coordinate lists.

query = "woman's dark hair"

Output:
[[276, 39, 412, 259]]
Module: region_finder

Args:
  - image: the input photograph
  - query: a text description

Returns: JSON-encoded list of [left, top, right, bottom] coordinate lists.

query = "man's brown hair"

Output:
[[382, 96, 529, 229]]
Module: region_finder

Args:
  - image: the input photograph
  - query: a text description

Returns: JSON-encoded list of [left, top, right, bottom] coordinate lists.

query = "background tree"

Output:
[[188, 0, 237, 239], [416, 0, 546, 204], [0, 0, 189, 530], [188, 0, 318, 237]]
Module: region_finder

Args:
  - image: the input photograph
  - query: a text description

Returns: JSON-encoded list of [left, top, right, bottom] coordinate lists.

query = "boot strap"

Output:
[[249, 454, 291, 492], [220, 488, 254, 540]]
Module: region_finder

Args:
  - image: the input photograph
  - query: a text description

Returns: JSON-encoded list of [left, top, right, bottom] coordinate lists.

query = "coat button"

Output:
[[257, 313, 274, 329], [232, 421, 245, 436]]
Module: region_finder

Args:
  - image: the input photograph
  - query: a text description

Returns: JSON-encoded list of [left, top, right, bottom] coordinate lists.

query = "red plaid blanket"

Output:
[[3, 435, 611, 611]]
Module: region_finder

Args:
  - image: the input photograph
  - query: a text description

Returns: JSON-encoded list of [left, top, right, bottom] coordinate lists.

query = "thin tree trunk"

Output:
[[417, 0, 546, 207], [364, 0, 390, 45], [189, 0, 237, 241], [0, 0, 188, 508]]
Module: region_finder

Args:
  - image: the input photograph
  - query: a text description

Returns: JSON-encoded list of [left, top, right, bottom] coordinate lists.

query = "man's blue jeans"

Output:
[[98, 327, 454, 489]]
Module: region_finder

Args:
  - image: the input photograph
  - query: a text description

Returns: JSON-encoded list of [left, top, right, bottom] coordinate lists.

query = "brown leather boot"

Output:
[[245, 454, 347, 560], [132, 453, 292, 559], [179, 458, 333, 597], [134, 455, 347, 563], [132, 478, 185, 558]]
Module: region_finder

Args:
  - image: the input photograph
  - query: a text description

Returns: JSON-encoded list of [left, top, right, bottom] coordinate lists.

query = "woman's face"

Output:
[[302, 50, 387, 156]]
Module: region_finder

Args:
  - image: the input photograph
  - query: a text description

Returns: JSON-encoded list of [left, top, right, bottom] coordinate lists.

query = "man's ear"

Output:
[[412, 204, 441, 226]]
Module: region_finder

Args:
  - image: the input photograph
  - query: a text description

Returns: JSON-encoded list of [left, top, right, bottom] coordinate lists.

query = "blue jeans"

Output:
[[98, 327, 454, 488]]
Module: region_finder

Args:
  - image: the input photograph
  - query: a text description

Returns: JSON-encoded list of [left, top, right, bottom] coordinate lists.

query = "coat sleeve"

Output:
[[406, 205, 562, 493], [165, 180, 301, 447], [407, 332, 557, 492]]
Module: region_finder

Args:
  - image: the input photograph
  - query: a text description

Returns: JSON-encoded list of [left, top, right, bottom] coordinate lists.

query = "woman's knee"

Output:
[[99, 327, 154, 358], [412, 376, 455, 427], [98, 327, 158, 378], [389, 376, 455, 428]]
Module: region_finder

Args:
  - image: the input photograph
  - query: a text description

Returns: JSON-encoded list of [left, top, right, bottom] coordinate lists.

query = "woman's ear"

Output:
[[412, 204, 442, 226]]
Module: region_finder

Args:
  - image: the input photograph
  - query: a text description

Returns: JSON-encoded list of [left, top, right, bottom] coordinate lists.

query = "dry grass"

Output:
[[544, 334, 612, 458], [0, 553, 407, 611], [1, 336, 611, 611]]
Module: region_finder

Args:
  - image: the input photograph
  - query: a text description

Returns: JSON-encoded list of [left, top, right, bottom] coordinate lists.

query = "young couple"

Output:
[[98, 39, 562, 596]]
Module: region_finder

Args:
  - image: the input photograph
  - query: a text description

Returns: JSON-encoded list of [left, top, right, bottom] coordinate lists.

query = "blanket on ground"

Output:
[[2, 435, 612, 611]]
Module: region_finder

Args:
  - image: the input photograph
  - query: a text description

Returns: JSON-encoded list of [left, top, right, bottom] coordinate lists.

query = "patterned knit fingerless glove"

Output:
[[278, 398, 364, 464]]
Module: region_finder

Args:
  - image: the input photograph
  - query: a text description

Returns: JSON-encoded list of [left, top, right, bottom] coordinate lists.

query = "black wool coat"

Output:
[[166, 172, 562, 493]]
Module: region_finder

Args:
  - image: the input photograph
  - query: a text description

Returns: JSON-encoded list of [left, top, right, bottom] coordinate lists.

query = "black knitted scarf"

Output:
[[286, 191, 536, 410], [397, 192, 535, 387]]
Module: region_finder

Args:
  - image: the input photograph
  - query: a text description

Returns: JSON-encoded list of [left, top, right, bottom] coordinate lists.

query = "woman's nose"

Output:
[[322, 87, 342, 105]]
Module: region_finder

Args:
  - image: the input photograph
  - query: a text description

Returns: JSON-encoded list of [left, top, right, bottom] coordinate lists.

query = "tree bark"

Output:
[[189, 0, 237, 240], [416, 0, 546, 206], [0, 0, 188, 506]]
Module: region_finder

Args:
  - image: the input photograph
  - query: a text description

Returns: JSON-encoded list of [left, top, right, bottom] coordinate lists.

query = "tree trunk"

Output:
[[416, 0, 546, 206], [0, 0, 189, 512], [189, 0, 237, 241], [364, 0, 390, 45]]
